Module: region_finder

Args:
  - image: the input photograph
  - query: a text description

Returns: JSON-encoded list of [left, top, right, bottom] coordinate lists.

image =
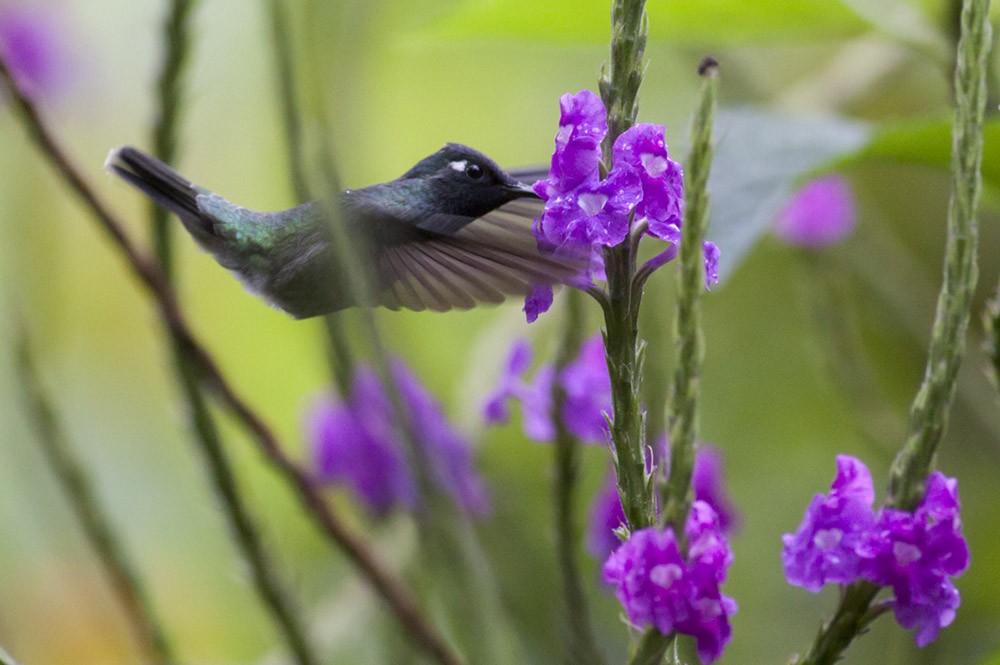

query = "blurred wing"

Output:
[[376, 199, 581, 312]]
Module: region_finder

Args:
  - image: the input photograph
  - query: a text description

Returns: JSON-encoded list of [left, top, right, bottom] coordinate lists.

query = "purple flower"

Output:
[[309, 369, 418, 516], [535, 90, 606, 196], [857, 472, 969, 647], [0, 6, 66, 98], [782, 455, 876, 592], [703, 241, 720, 290], [612, 123, 684, 240], [559, 335, 612, 442], [534, 167, 642, 249], [588, 443, 739, 562], [309, 361, 488, 517], [483, 335, 610, 445], [603, 505, 736, 664], [774, 175, 857, 248], [523, 283, 554, 323], [587, 480, 626, 560], [692, 446, 739, 535]]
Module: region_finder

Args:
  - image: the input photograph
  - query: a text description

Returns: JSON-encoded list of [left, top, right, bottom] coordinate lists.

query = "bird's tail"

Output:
[[105, 146, 218, 245]]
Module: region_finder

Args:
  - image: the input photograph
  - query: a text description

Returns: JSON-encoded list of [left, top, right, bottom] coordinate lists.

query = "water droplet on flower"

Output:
[[812, 528, 843, 551], [649, 563, 683, 589], [893, 542, 923, 566], [578, 192, 609, 216]]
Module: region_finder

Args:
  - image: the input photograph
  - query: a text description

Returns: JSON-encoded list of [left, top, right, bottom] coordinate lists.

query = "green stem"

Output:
[[15, 330, 176, 665], [796, 0, 990, 661], [174, 355, 320, 665], [0, 51, 464, 665], [887, 0, 989, 511], [627, 630, 673, 665], [552, 291, 605, 665], [150, 0, 196, 280], [146, 5, 320, 662], [661, 60, 719, 534], [599, 0, 655, 533], [794, 583, 881, 665], [265, 0, 356, 394]]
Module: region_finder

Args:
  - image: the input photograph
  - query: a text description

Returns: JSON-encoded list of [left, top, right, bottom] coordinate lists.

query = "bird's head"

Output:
[[399, 143, 537, 217]]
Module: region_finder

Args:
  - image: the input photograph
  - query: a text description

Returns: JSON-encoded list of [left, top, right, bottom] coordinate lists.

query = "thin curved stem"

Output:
[[0, 54, 464, 665]]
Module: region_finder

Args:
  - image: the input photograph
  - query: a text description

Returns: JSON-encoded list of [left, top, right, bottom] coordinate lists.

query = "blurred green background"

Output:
[[2, 0, 1000, 663]]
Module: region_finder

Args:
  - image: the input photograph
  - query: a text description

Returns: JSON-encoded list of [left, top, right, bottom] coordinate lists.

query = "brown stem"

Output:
[[0, 54, 464, 665]]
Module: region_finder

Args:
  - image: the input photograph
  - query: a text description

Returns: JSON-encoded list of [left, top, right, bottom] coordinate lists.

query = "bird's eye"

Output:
[[465, 163, 484, 180]]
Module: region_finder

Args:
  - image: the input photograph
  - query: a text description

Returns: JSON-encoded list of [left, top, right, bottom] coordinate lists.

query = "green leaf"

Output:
[[845, 116, 1000, 200], [421, 0, 869, 45], [708, 109, 872, 282]]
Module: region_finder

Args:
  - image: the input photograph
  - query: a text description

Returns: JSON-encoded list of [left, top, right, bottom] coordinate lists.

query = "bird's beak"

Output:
[[506, 180, 539, 199]]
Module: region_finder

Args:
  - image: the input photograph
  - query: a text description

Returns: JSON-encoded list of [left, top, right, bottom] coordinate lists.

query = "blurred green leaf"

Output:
[[421, 0, 868, 44], [846, 116, 1000, 200], [708, 109, 872, 282], [835, 0, 949, 61]]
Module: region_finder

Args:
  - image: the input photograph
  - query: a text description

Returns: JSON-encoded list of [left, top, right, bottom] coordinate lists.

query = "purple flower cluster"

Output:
[[604, 502, 736, 664], [526, 90, 719, 321], [774, 175, 857, 249], [782, 456, 969, 647], [587, 444, 739, 561], [308, 360, 489, 517], [483, 334, 611, 444]]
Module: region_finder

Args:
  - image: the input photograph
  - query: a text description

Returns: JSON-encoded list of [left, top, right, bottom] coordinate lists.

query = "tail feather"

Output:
[[105, 146, 217, 242]]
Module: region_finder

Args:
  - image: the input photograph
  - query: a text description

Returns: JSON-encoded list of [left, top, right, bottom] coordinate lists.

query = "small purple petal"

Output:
[[587, 476, 627, 561], [692, 446, 740, 535], [524, 283, 553, 323], [703, 242, 720, 290], [774, 175, 857, 248], [559, 334, 612, 444], [613, 123, 684, 237]]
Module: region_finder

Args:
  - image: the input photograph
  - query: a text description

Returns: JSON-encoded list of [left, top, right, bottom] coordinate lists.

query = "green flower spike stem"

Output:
[[553, 290, 606, 665], [16, 330, 177, 665], [661, 58, 719, 536], [149, 0, 196, 280], [600, 0, 656, 534], [887, 0, 989, 512], [626, 58, 721, 665], [797, 0, 990, 663]]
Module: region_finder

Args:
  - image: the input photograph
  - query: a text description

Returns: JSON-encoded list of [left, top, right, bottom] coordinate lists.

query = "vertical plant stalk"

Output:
[[265, 0, 355, 396], [146, 5, 320, 663], [15, 330, 176, 665], [0, 53, 465, 665], [886, 0, 989, 511], [797, 1, 990, 663], [599, 0, 656, 533], [661, 60, 719, 535], [552, 290, 606, 665], [149, 0, 195, 279], [174, 360, 320, 665]]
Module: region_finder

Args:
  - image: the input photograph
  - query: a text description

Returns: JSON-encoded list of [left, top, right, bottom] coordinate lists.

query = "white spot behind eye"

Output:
[[449, 160, 468, 172]]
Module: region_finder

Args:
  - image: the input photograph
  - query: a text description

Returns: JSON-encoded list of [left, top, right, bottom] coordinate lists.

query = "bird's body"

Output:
[[107, 144, 575, 318]]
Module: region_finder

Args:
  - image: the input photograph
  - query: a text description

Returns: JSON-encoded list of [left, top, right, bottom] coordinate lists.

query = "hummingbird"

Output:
[[106, 144, 577, 318]]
